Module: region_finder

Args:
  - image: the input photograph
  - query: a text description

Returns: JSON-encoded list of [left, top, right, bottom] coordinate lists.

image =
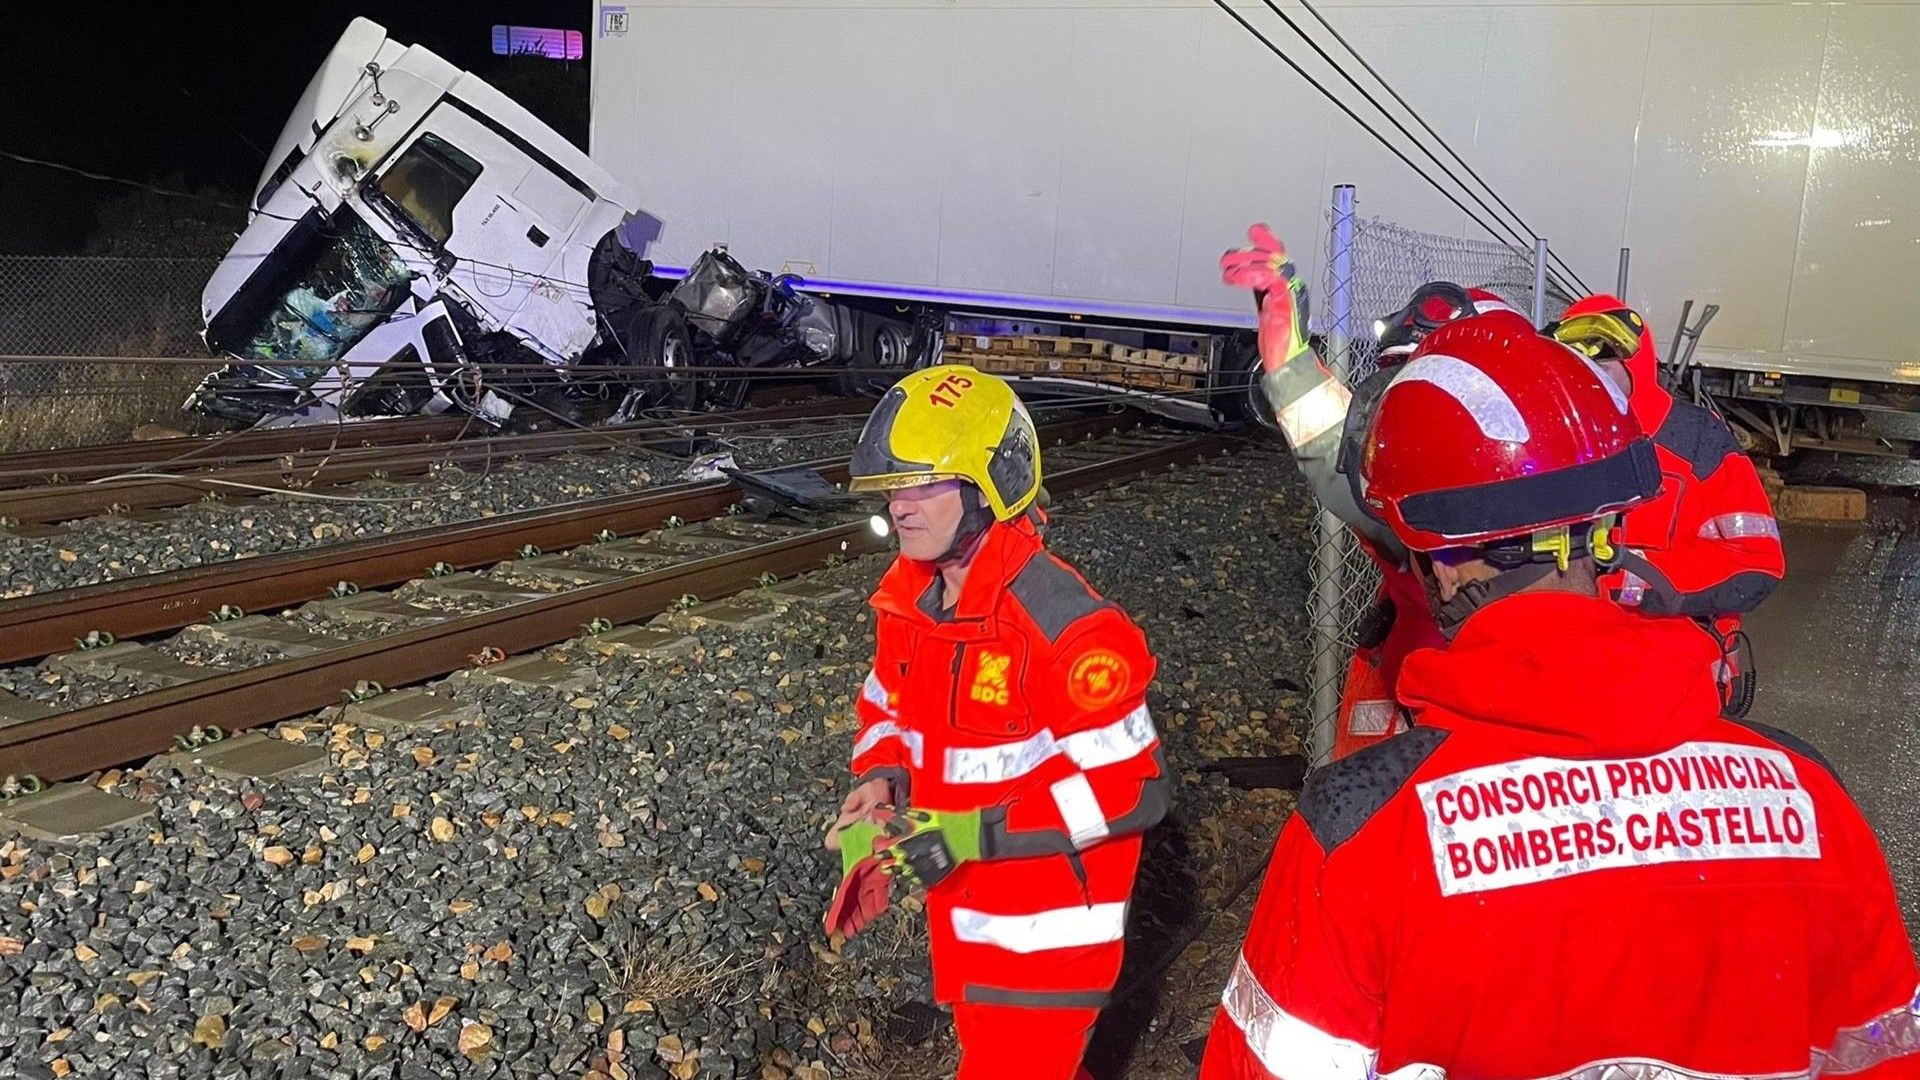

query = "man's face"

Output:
[[1597, 358, 1633, 396], [888, 480, 968, 562]]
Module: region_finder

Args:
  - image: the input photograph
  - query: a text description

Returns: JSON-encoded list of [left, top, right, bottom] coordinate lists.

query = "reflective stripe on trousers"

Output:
[[1220, 956, 1920, 1080], [950, 901, 1128, 955]]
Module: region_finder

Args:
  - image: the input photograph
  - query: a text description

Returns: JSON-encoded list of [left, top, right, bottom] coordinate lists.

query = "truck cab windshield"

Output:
[[206, 208, 414, 368]]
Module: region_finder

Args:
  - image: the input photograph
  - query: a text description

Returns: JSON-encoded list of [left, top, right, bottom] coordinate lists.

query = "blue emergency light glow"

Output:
[[491, 25, 584, 61]]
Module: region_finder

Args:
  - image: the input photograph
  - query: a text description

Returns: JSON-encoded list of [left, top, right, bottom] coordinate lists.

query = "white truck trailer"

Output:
[[199, 3, 1920, 458], [590, 0, 1920, 459]]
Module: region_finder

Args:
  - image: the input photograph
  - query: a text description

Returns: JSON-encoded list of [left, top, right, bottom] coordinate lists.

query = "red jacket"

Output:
[[1580, 297, 1785, 619], [1204, 591, 1919, 1079], [851, 517, 1166, 1005]]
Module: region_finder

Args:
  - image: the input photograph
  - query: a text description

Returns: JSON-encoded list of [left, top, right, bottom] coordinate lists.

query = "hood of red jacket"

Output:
[[1397, 591, 1723, 757], [1563, 293, 1669, 431]]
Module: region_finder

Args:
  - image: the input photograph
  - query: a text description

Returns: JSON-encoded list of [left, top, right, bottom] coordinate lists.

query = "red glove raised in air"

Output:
[[1221, 223, 1312, 375]]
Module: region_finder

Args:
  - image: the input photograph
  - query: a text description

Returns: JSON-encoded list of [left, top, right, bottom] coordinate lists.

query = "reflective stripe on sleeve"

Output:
[[852, 721, 923, 768], [1699, 512, 1782, 542], [950, 901, 1127, 954], [1276, 377, 1353, 447], [1049, 772, 1110, 848], [1347, 700, 1397, 737], [860, 669, 897, 717], [944, 704, 1158, 785]]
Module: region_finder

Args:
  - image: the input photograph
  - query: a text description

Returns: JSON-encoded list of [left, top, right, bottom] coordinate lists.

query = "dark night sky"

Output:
[[0, 2, 592, 254]]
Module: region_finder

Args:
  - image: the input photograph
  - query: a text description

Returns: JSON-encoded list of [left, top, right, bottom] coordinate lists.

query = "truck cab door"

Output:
[[364, 105, 596, 360]]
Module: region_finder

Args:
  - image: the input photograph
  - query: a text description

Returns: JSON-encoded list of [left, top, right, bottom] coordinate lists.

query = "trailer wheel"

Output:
[[618, 305, 701, 413], [837, 316, 914, 397], [1219, 332, 1282, 438]]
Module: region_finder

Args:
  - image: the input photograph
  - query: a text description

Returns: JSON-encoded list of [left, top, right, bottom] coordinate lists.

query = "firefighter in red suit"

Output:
[[824, 365, 1168, 1080], [1202, 315, 1920, 1079], [1222, 226, 1520, 758], [1551, 295, 1785, 715]]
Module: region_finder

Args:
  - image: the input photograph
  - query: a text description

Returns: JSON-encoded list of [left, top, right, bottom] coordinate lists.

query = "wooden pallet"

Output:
[[949, 350, 1202, 393], [946, 351, 1073, 377], [1109, 345, 1207, 374], [943, 332, 1114, 360], [1019, 335, 1112, 358]]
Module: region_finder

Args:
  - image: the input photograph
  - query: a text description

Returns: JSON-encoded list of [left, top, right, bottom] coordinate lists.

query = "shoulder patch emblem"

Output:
[[1068, 649, 1131, 711]]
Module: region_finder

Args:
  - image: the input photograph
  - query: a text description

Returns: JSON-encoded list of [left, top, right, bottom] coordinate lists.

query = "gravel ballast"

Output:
[[0, 421, 863, 600], [0, 439, 1313, 1079]]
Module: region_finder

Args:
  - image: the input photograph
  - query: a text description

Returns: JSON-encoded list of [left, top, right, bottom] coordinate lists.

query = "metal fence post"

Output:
[[1310, 185, 1357, 765], [1616, 247, 1631, 298], [1531, 237, 1550, 327]]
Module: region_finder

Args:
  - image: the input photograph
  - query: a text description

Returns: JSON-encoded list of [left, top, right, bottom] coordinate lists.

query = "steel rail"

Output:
[[0, 413, 1136, 665], [0, 398, 866, 524]]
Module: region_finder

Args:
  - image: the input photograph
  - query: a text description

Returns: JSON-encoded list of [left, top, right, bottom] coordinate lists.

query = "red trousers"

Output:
[[953, 1002, 1098, 1080]]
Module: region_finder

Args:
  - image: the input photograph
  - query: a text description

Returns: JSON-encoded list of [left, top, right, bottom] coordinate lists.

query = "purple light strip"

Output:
[[492, 25, 584, 60], [645, 265, 1254, 331]]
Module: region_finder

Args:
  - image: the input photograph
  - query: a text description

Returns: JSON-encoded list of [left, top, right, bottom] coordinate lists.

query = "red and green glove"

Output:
[[825, 807, 991, 938], [879, 808, 985, 890], [1220, 223, 1313, 375], [824, 810, 899, 939]]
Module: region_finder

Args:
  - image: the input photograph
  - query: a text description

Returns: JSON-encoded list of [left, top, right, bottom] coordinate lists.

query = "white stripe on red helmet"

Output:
[[1466, 287, 1521, 317]]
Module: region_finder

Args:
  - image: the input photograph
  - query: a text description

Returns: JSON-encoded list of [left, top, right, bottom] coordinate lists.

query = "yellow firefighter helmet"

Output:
[[847, 365, 1041, 521]]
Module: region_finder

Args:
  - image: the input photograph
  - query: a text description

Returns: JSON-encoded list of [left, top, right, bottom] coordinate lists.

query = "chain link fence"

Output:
[[1306, 192, 1575, 762], [0, 256, 221, 450]]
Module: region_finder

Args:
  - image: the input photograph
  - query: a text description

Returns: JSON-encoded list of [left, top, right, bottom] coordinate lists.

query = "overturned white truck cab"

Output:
[[193, 19, 648, 426]]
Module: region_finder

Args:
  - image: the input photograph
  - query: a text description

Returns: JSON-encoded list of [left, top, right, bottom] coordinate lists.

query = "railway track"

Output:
[[0, 414, 472, 490], [0, 397, 867, 526], [0, 413, 1126, 665], [0, 418, 1234, 787]]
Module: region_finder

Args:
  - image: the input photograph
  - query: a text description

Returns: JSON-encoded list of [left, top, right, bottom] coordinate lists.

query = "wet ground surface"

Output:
[[1743, 494, 1920, 944]]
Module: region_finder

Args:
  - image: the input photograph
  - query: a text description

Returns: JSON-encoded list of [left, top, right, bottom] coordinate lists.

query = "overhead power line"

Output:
[[1288, 0, 1592, 294], [1205, 0, 1585, 300]]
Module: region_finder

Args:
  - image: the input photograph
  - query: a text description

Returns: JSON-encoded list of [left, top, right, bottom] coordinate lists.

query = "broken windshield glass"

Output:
[[206, 208, 414, 371]]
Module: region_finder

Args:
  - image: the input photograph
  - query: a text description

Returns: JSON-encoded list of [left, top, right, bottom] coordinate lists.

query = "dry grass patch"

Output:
[[601, 928, 762, 1008]]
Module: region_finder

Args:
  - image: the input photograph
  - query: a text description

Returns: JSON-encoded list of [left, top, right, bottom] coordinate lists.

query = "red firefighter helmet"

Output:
[[1554, 293, 1669, 428], [1359, 313, 1661, 553], [1375, 283, 1528, 361]]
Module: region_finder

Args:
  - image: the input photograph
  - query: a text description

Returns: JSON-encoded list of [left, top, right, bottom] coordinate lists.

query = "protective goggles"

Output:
[[1549, 311, 1644, 363], [1373, 282, 1474, 350]]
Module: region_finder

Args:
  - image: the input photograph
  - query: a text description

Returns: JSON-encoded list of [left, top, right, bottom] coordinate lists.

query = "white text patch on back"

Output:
[[1416, 741, 1820, 897]]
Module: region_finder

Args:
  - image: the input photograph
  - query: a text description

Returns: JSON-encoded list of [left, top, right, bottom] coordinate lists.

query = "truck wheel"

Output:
[[838, 316, 914, 397], [620, 305, 701, 413], [1220, 332, 1282, 437]]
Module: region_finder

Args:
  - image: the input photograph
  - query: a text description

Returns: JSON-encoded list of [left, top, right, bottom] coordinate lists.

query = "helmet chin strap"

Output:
[[934, 486, 998, 567], [1432, 561, 1558, 639]]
